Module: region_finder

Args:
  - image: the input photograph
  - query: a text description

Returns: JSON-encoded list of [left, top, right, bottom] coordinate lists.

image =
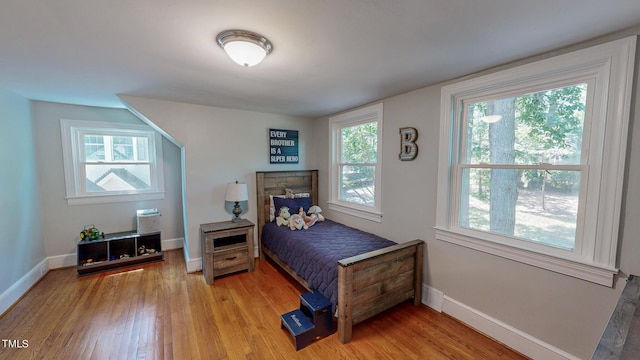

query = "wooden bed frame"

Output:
[[256, 170, 424, 343]]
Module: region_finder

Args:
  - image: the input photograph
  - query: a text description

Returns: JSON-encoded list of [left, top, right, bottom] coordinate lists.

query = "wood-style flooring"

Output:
[[0, 250, 528, 359]]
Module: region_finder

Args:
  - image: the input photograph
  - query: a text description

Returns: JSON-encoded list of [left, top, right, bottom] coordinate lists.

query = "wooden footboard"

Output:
[[337, 239, 424, 343]]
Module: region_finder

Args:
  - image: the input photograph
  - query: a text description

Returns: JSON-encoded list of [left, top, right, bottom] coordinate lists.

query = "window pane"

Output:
[[84, 135, 105, 161], [341, 122, 377, 163], [85, 164, 151, 192], [339, 165, 375, 206], [460, 168, 579, 249], [465, 84, 586, 165], [136, 137, 149, 161], [112, 136, 134, 161]]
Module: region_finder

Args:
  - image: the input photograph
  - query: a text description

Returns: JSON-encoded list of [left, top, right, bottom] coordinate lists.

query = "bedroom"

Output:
[[2, 2, 640, 359]]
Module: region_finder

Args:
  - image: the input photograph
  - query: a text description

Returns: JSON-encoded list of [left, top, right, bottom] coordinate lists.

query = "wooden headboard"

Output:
[[255, 170, 318, 257]]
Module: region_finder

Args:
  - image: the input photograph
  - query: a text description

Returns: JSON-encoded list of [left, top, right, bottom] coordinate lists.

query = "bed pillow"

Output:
[[269, 195, 285, 222], [273, 196, 313, 217]]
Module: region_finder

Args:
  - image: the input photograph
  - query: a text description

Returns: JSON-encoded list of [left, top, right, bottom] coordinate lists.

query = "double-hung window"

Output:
[[436, 37, 636, 286], [61, 119, 165, 205], [329, 103, 383, 221]]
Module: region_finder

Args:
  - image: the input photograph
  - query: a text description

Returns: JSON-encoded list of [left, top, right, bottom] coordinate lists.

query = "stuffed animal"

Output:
[[299, 207, 317, 229], [308, 205, 325, 222], [276, 206, 291, 226], [284, 188, 295, 199], [288, 213, 305, 230]]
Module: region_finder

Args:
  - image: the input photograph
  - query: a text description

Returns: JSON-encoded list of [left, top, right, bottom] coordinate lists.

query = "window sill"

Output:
[[434, 227, 618, 287], [327, 201, 382, 223], [66, 191, 165, 205]]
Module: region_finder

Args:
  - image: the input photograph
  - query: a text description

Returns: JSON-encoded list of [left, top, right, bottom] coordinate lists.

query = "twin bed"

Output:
[[256, 170, 424, 343]]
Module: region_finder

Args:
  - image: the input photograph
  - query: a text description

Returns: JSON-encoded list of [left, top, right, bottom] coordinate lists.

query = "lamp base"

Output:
[[232, 202, 243, 223]]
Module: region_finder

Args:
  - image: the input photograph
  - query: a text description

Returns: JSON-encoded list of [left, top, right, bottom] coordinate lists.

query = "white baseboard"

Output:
[[48, 253, 76, 269], [183, 246, 202, 273], [0, 259, 47, 316], [422, 283, 444, 311], [185, 256, 202, 273], [162, 237, 184, 251], [422, 284, 580, 360]]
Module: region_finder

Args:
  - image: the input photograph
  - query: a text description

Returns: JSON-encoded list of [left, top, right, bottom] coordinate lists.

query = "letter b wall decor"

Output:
[[399, 127, 418, 161]]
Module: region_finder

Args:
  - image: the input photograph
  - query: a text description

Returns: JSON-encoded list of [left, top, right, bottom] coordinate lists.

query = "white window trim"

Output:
[[435, 36, 636, 286], [60, 119, 165, 205], [328, 103, 383, 222]]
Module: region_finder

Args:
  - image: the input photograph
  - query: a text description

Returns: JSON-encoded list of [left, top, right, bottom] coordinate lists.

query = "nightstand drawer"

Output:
[[214, 248, 249, 269]]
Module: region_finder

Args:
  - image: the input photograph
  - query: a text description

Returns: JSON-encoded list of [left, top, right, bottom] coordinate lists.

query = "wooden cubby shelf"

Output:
[[77, 231, 163, 276]]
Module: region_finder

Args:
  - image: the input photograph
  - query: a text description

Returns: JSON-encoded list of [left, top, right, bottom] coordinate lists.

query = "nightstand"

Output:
[[200, 219, 255, 284]]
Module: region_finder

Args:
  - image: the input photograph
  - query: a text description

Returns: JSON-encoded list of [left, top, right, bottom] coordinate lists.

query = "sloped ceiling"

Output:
[[1, 1, 640, 118]]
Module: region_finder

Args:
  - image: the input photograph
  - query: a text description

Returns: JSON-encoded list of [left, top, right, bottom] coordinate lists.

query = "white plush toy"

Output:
[[308, 205, 325, 222], [288, 213, 305, 230], [276, 206, 291, 227]]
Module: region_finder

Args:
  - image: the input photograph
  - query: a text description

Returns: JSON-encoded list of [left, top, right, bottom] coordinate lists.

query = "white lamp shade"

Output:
[[223, 41, 267, 67], [225, 182, 249, 202]]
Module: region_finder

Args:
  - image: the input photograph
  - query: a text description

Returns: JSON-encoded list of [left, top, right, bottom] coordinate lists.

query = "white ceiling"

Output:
[[2, 1, 640, 118]]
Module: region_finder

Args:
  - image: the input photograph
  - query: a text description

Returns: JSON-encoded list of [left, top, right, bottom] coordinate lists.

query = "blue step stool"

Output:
[[281, 291, 334, 350], [280, 308, 316, 350], [300, 291, 334, 338]]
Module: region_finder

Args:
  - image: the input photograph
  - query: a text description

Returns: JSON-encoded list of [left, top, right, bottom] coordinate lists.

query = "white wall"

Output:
[[31, 101, 184, 261], [0, 90, 46, 297], [314, 32, 640, 359], [120, 96, 315, 269]]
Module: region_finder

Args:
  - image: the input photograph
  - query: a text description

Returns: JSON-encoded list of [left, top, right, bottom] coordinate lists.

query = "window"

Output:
[[461, 84, 586, 251], [329, 103, 383, 221], [436, 37, 636, 286], [61, 119, 165, 205]]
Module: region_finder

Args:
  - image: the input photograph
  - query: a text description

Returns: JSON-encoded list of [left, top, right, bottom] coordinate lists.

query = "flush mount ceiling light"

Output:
[[216, 29, 273, 67]]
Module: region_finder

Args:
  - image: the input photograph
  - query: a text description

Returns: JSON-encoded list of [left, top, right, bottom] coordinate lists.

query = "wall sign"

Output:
[[269, 128, 299, 164], [399, 127, 418, 161]]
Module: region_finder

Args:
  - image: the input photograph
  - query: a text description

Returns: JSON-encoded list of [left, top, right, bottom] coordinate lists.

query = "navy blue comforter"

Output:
[[261, 219, 396, 312]]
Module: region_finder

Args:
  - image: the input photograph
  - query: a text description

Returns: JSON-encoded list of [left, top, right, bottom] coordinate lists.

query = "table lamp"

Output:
[[225, 181, 249, 222]]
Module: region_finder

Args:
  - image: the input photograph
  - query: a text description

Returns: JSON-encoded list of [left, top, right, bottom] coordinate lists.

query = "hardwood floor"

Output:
[[0, 250, 527, 359]]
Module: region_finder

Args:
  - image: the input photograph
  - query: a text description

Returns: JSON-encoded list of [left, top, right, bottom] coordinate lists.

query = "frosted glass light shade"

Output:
[[217, 30, 273, 67], [223, 41, 267, 67]]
